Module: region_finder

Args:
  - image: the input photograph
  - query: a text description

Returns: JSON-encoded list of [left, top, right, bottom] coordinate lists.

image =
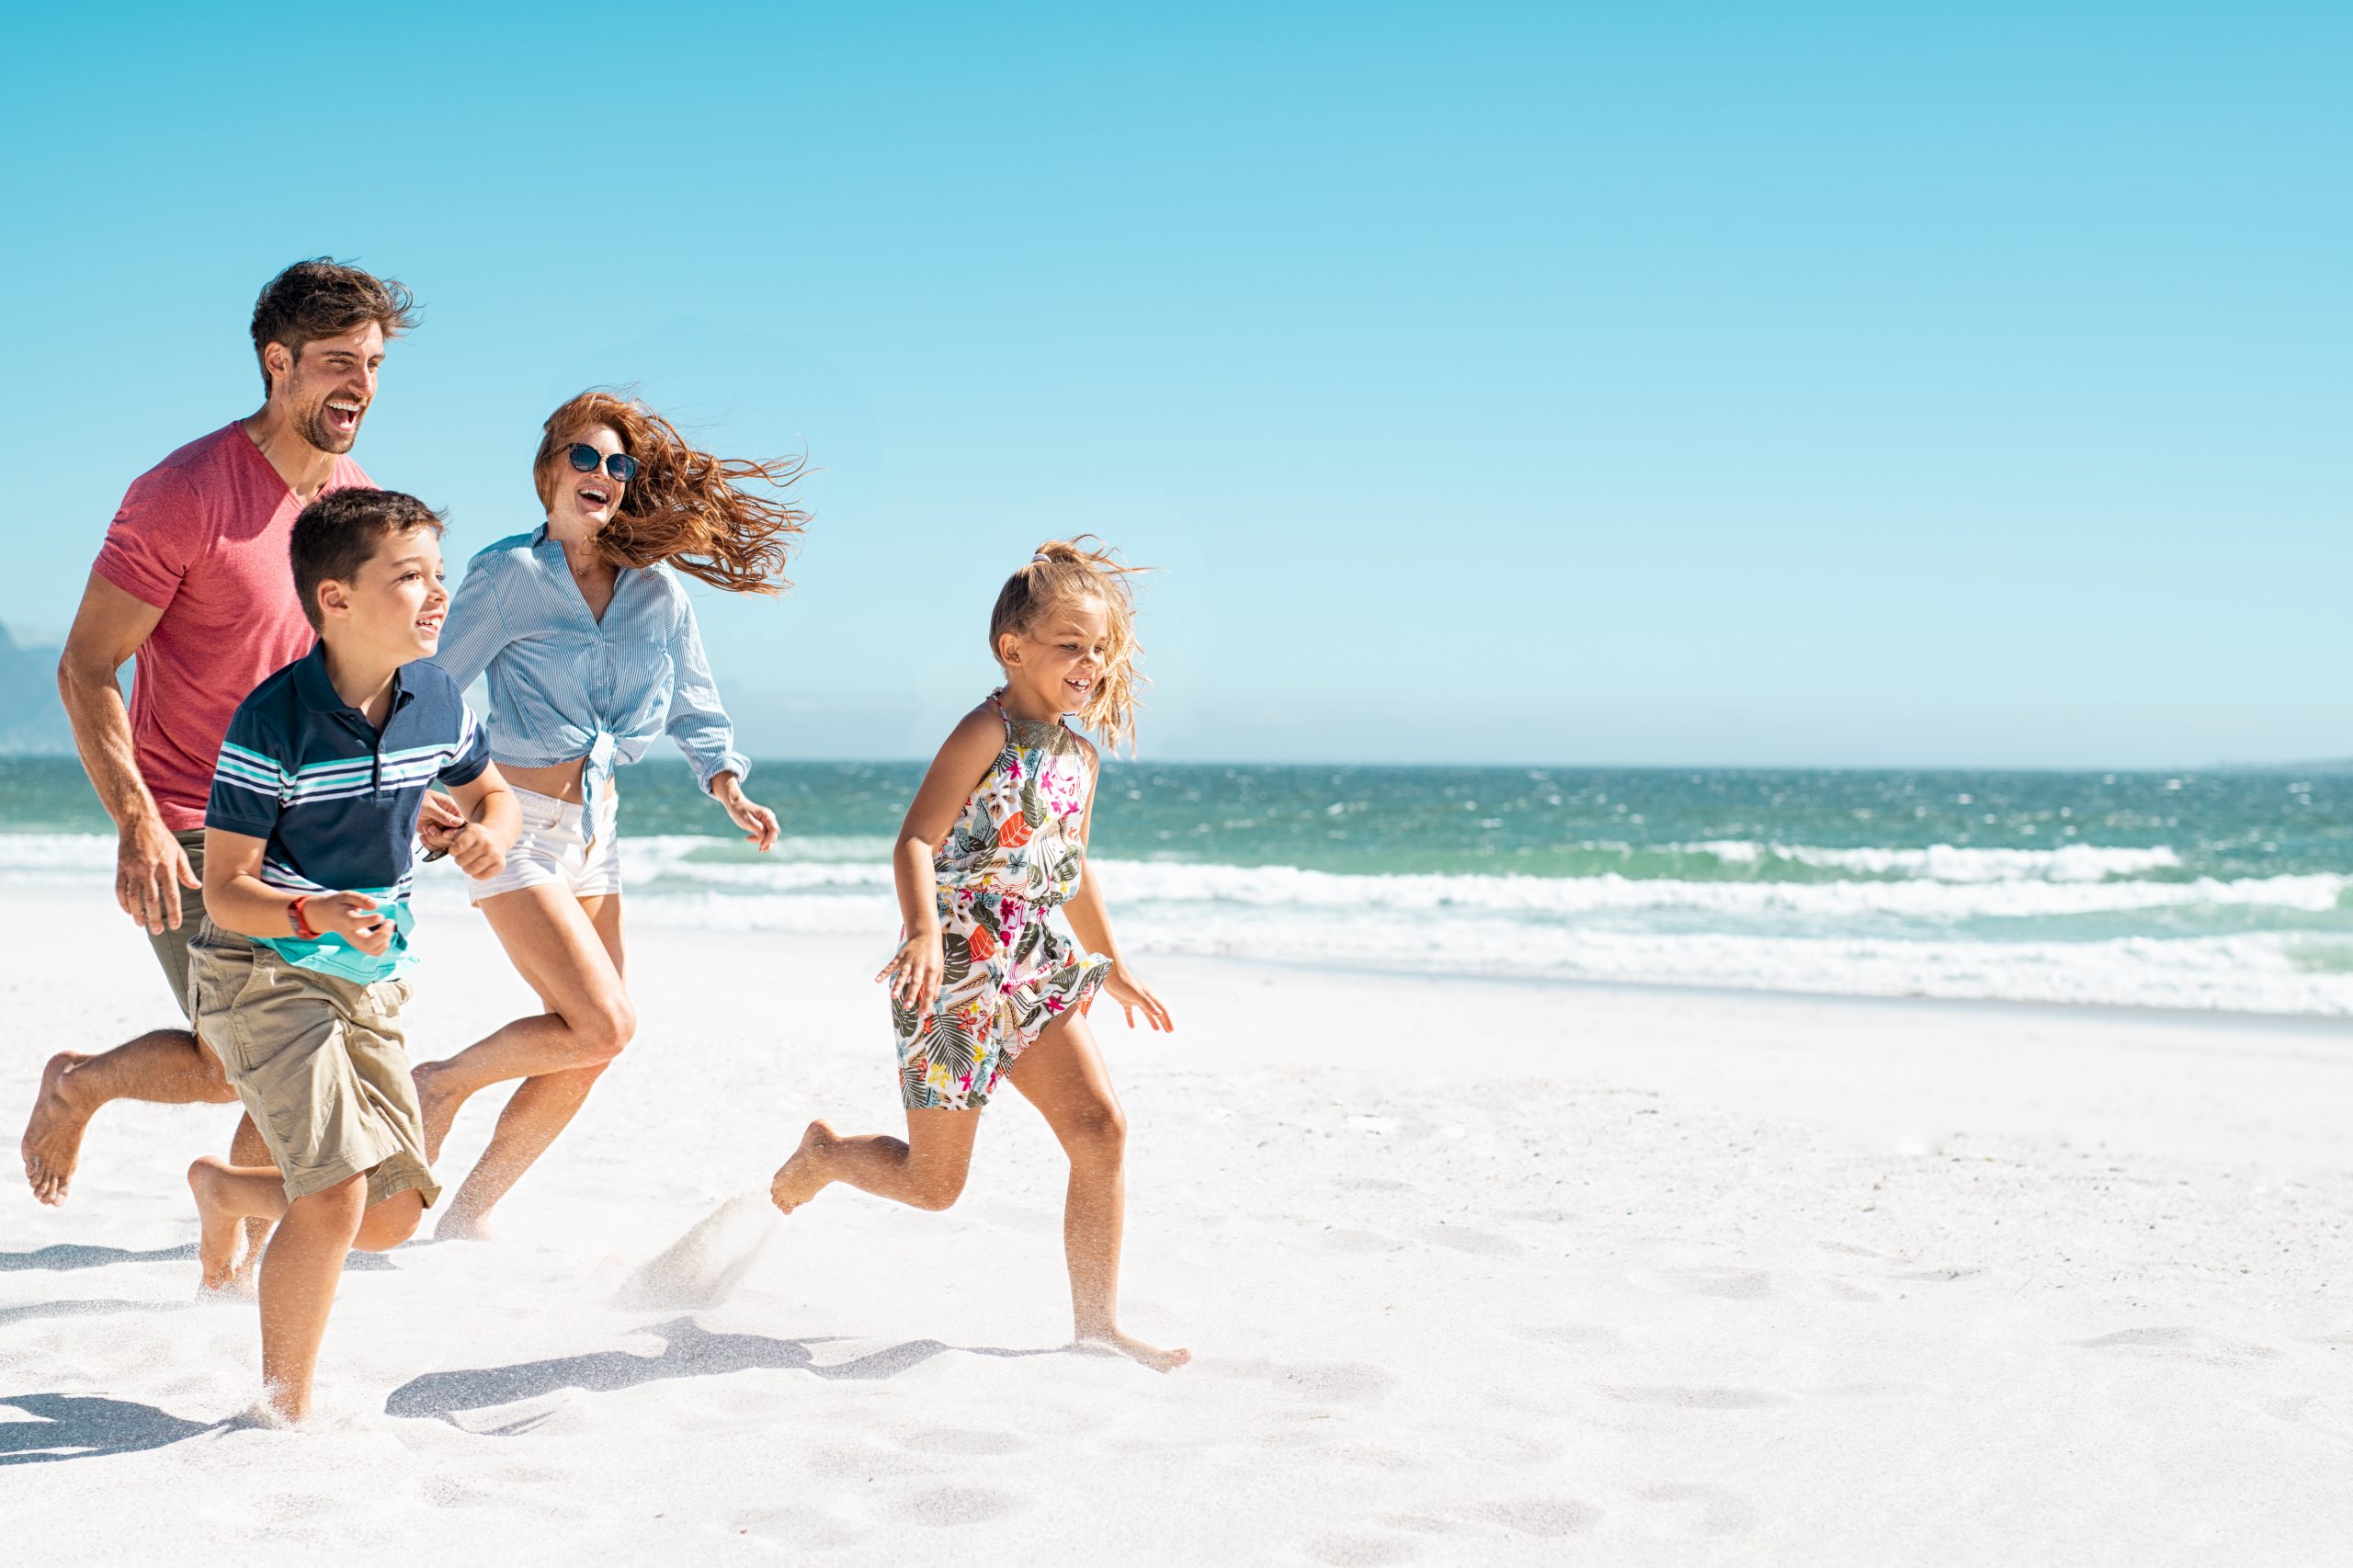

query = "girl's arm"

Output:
[[663, 593, 778, 851], [200, 829, 397, 954], [1059, 746, 1174, 1033], [879, 706, 1006, 1015]]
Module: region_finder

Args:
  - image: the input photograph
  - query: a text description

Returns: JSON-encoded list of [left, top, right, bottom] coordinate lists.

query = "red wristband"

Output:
[[289, 895, 319, 941]]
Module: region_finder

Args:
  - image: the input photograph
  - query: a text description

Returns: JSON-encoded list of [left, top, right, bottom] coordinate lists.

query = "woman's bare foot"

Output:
[[1074, 1326, 1192, 1372], [768, 1120, 838, 1213], [413, 1061, 467, 1165], [188, 1157, 246, 1291], [21, 1052, 95, 1205]]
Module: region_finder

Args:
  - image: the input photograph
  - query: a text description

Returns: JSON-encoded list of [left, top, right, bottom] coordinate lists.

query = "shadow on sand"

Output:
[[386, 1317, 1057, 1431], [0, 1243, 198, 1273], [0, 1393, 227, 1465]]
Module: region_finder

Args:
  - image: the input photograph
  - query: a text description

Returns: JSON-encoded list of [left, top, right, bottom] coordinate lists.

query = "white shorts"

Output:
[[466, 786, 621, 903]]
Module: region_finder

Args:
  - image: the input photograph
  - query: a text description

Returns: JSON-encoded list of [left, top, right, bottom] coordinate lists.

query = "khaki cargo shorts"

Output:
[[146, 829, 210, 1021], [186, 923, 439, 1209]]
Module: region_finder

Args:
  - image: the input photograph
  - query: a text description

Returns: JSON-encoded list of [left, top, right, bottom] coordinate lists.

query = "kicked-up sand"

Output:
[[4, 884, 2351, 1565]]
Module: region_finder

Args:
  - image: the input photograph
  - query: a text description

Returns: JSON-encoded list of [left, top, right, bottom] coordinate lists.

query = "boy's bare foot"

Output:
[[22, 1052, 95, 1205], [434, 1206, 496, 1243], [768, 1120, 838, 1213], [413, 1062, 465, 1165], [188, 1157, 245, 1291], [1074, 1327, 1192, 1373]]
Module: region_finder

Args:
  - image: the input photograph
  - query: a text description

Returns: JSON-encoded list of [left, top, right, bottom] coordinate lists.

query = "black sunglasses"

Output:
[[564, 443, 639, 483]]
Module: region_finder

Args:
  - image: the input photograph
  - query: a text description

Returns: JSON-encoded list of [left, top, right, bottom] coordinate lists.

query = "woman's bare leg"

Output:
[[771, 1106, 983, 1213], [1006, 1012, 1189, 1371], [415, 890, 631, 1237]]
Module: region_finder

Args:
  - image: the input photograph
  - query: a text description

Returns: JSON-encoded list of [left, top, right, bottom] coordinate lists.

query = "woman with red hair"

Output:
[[415, 392, 805, 1236]]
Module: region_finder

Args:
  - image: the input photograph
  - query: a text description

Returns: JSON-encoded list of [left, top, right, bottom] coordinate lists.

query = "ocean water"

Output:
[[3, 756, 2347, 1016]]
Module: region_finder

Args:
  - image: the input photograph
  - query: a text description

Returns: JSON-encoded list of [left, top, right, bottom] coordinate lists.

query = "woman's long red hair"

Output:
[[535, 391, 807, 593]]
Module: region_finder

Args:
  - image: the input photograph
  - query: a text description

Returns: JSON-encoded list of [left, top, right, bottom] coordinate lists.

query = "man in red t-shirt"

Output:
[[21, 259, 420, 1208]]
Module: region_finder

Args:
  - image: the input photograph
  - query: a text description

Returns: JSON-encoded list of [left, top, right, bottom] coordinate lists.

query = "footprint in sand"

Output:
[[1632, 1482, 1758, 1537], [1597, 1384, 1791, 1410], [1414, 1222, 1524, 1256], [2072, 1326, 2284, 1367], [892, 1425, 1029, 1457], [1305, 1532, 1422, 1566], [1209, 1358, 1396, 1404], [896, 1485, 1021, 1527], [1466, 1498, 1599, 1537], [1507, 1324, 1622, 1350], [1627, 1265, 1772, 1301]]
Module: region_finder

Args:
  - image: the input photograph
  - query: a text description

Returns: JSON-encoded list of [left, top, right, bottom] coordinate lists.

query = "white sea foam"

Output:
[[1671, 841, 2183, 882], [9, 831, 2347, 1014]]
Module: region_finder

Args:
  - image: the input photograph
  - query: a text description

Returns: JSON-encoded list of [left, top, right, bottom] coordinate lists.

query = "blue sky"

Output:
[[6, 3, 2345, 767]]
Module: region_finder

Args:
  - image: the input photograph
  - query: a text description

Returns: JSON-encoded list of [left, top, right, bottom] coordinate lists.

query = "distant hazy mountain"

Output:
[[0, 624, 74, 755]]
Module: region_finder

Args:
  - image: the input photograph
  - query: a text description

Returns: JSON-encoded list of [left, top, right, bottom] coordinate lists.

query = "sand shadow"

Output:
[[0, 1243, 197, 1273], [0, 1298, 185, 1330], [385, 1318, 1056, 1428], [0, 1392, 225, 1465]]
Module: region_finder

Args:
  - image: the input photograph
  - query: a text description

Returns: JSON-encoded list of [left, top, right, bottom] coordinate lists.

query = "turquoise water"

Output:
[[4, 757, 2347, 1013]]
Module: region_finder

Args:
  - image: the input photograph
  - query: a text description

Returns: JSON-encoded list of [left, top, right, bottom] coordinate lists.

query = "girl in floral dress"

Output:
[[769, 539, 1187, 1371]]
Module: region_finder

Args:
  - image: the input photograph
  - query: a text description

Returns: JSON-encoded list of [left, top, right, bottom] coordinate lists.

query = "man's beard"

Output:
[[294, 394, 360, 455]]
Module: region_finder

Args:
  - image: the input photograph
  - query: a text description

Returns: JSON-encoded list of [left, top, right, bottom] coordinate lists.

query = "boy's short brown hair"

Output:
[[290, 489, 445, 632], [250, 259, 420, 395]]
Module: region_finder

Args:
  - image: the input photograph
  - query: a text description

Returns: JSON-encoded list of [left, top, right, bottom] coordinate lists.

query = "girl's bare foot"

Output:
[[1074, 1327, 1192, 1373], [187, 1157, 245, 1291], [768, 1120, 838, 1213], [412, 1062, 467, 1165], [21, 1052, 95, 1205]]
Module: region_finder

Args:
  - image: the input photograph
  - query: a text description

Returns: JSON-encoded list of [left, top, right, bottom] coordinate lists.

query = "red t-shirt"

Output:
[[91, 424, 374, 832]]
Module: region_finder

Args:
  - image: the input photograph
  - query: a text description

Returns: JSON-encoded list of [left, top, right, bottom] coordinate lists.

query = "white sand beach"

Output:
[[6, 883, 2351, 1565]]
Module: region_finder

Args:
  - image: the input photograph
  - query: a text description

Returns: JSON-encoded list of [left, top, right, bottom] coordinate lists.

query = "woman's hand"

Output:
[[438, 823, 508, 879], [711, 774, 779, 852], [877, 929, 946, 1016], [1102, 960, 1174, 1032]]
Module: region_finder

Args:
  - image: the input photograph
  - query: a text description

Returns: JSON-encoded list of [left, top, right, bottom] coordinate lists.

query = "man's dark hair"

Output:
[[290, 489, 446, 632], [250, 259, 420, 395]]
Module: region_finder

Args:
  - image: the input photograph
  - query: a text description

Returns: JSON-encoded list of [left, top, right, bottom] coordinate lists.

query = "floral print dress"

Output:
[[892, 691, 1112, 1109]]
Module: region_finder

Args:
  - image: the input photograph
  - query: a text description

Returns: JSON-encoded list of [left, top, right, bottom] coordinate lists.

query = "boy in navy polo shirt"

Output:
[[185, 488, 517, 1424]]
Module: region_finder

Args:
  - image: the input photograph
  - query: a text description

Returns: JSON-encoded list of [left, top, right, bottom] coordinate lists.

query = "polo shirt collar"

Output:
[[292, 640, 414, 720]]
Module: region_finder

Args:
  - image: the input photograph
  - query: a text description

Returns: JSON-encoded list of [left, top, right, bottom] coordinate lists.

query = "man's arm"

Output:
[[56, 571, 188, 934]]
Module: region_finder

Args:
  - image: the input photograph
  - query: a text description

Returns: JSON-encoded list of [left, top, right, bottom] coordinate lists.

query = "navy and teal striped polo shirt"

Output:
[[206, 642, 490, 981]]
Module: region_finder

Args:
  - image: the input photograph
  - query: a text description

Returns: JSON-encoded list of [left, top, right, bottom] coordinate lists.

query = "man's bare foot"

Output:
[[188, 1157, 245, 1290], [22, 1052, 95, 1205], [1075, 1327, 1192, 1373], [768, 1120, 837, 1214], [434, 1206, 496, 1243], [413, 1061, 466, 1165]]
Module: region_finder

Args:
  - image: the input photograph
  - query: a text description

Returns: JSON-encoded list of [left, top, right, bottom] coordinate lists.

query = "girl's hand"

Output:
[[1103, 960, 1174, 1032], [309, 892, 394, 956], [877, 930, 946, 1016], [713, 777, 780, 853]]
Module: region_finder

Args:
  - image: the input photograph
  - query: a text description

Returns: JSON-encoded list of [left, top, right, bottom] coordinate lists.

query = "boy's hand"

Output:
[[1103, 960, 1173, 1032], [416, 790, 467, 860], [309, 892, 394, 956], [877, 930, 946, 1016], [440, 823, 508, 880]]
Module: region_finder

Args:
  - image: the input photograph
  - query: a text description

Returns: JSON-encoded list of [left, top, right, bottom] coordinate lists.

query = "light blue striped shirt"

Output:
[[429, 527, 750, 810]]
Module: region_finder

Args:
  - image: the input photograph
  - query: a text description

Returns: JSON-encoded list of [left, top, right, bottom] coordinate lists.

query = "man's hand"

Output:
[[307, 892, 394, 956], [118, 813, 199, 934]]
